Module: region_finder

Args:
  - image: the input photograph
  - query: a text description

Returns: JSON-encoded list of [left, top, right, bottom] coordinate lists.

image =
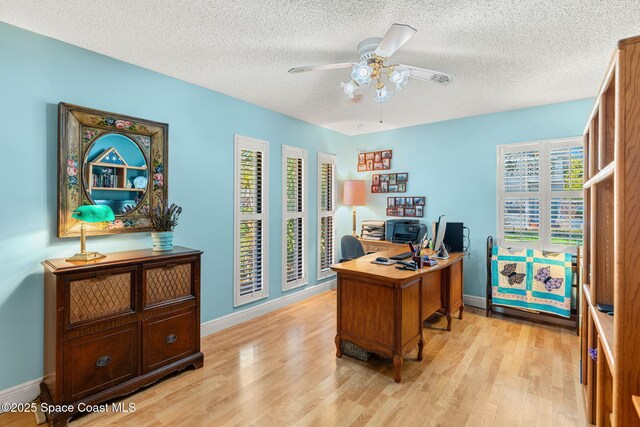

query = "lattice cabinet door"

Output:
[[142, 257, 198, 309], [64, 266, 137, 329]]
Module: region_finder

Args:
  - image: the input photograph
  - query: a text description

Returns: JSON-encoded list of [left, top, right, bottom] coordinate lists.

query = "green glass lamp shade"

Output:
[[66, 205, 115, 262], [71, 205, 115, 223]]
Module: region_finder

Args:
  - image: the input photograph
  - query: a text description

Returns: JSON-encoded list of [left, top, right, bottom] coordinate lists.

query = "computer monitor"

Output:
[[432, 215, 449, 259]]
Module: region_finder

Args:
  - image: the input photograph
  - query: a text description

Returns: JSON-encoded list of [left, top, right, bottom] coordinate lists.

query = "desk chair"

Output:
[[340, 235, 365, 262]]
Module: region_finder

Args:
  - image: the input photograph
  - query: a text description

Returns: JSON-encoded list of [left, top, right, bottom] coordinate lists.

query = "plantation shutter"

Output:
[[234, 135, 268, 307], [282, 146, 307, 291], [549, 143, 584, 246], [318, 153, 336, 279], [497, 138, 583, 252], [500, 148, 541, 244]]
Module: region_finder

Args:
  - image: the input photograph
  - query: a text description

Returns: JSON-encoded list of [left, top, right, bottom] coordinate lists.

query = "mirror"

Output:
[[58, 103, 168, 238], [84, 133, 149, 215]]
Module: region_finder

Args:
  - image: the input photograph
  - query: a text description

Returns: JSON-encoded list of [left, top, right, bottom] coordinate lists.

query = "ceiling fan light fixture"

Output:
[[390, 69, 409, 91], [351, 60, 372, 85], [341, 80, 359, 98], [374, 85, 393, 103]]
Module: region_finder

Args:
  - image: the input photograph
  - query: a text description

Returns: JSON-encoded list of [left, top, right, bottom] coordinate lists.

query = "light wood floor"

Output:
[[2, 290, 586, 426]]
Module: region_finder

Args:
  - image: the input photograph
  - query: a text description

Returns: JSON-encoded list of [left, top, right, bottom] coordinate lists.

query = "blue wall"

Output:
[[335, 98, 594, 298], [0, 23, 349, 391]]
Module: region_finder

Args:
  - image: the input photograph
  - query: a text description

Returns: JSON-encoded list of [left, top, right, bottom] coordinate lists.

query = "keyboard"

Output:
[[390, 252, 413, 260]]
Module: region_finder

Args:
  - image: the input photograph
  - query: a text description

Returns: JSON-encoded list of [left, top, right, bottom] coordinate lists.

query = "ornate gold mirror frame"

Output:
[[58, 103, 168, 238]]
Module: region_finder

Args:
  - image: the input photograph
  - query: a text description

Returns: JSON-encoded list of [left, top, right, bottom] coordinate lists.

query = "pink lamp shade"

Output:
[[343, 180, 366, 206]]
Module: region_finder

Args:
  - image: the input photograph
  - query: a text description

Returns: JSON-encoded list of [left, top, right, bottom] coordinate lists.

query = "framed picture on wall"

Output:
[[371, 173, 407, 193], [386, 196, 426, 217], [359, 150, 393, 171]]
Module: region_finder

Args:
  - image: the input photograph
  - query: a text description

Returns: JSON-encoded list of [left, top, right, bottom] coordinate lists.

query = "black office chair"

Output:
[[340, 235, 365, 262]]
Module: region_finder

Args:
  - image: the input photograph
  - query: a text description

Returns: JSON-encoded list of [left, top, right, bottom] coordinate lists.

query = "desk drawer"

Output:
[[63, 324, 138, 402], [142, 308, 196, 373]]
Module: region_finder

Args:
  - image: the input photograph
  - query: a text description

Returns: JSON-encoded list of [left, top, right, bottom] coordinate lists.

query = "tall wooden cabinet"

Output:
[[581, 35, 640, 426], [41, 247, 204, 426]]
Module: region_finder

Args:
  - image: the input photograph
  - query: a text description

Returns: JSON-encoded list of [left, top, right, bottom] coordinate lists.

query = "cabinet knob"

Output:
[[165, 334, 177, 344], [96, 355, 112, 367]]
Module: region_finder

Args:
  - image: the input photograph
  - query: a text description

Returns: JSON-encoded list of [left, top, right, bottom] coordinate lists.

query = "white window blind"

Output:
[[549, 144, 584, 247], [282, 146, 307, 291], [234, 135, 268, 307], [317, 152, 336, 280], [497, 138, 583, 252]]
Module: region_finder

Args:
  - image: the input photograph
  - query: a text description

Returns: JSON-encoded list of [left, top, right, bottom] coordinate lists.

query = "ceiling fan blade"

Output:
[[374, 24, 417, 58], [351, 80, 371, 103], [288, 63, 355, 74], [401, 64, 455, 85]]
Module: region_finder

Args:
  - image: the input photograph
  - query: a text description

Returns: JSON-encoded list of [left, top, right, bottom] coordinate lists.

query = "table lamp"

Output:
[[343, 180, 366, 237], [66, 205, 115, 262]]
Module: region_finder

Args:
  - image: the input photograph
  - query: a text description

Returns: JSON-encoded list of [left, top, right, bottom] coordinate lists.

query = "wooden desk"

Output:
[[331, 249, 464, 382]]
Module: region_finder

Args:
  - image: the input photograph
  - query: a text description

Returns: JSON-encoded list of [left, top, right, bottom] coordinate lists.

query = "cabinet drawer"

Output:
[[63, 324, 138, 402], [143, 260, 195, 308], [65, 267, 136, 327], [142, 309, 196, 373]]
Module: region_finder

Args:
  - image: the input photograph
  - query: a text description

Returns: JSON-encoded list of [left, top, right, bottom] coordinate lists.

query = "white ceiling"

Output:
[[2, 1, 640, 135]]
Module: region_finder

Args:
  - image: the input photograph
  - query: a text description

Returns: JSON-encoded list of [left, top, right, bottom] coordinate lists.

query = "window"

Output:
[[497, 138, 583, 252], [282, 146, 308, 291], [234, 135, 268, 307], [317, 152, 336, 279]]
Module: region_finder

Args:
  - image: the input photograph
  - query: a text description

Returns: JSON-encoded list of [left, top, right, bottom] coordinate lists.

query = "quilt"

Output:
[[491, 246, 573, 318]]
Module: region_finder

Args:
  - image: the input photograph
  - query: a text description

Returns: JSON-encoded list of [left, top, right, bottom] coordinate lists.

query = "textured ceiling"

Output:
[[2, 1, 640, 135]]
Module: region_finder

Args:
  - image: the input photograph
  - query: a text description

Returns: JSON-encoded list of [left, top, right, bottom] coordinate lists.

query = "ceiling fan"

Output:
[[288, 23, 455, 104]]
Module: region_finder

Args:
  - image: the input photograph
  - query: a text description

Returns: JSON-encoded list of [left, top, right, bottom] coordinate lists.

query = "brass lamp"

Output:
[[66, 205, 115, 262], [343, 180, 366, 237]]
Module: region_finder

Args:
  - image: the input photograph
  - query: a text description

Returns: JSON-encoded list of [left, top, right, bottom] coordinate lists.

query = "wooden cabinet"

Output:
[[581, 34, 640, 427], [41, 247, 203, 426]]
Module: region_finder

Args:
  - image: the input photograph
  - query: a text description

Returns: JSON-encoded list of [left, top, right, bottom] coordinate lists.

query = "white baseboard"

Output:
[[0, 377, 42, 413], [463, 293, 487, 309], [201, 279, 336, 337]]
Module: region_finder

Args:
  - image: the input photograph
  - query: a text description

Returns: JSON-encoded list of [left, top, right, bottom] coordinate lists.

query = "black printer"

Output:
[[385, 219, 427, 244]]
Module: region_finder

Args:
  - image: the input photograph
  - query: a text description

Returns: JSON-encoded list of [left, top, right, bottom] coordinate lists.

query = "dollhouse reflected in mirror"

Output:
[[83, 133, 149, 215]]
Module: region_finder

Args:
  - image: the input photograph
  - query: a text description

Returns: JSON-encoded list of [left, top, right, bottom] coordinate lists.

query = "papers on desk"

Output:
[[361, 220, 385, 241]]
